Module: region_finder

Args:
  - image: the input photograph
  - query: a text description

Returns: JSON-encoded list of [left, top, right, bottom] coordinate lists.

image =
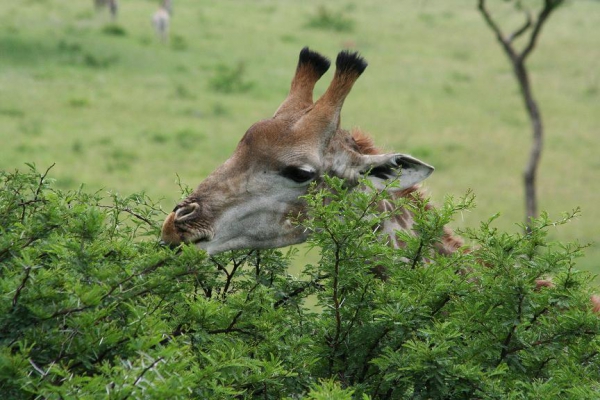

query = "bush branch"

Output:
[[12, 266, 32, 308]]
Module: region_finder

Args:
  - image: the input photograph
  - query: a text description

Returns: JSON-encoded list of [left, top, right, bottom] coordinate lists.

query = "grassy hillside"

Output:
[[1, 0, 598, 276]]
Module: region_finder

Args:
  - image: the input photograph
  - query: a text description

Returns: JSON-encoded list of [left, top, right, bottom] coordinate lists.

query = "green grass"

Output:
[[0, 0, 599, 278]]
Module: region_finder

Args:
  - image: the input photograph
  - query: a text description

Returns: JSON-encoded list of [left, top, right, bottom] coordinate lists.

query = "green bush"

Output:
[[101, 24, 127, 37], [305, 6, 355, 33], [1, 166, 598, 399], [209, 62, 254, 94], [170, 35, 188, 52]]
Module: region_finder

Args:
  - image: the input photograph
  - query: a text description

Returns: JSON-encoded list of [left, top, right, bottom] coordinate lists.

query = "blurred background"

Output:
[[0, 0, 598, 278]]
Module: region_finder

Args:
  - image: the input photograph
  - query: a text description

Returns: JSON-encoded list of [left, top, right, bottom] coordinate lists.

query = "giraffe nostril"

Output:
[[174, 203, 200, 222]]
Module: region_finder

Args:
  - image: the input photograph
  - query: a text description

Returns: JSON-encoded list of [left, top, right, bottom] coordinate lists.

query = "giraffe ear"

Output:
[[360, 153, 434, 189]]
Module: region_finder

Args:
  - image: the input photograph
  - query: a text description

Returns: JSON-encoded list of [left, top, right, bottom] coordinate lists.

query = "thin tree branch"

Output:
[[1, 228, 59, 262], [69, 337, 129, 372], [207, 310, 245, 334], [218, 251, 254, 299], [43, 258, 169, 320], [98, 204, 155, 227], [12, 266, 32, 308], [33, 164, 55, 201], [497, 289, 525, 366], [478, 0, 517, 61], [120, 356, 164, 400], [411, 238, 425, 269], [521, 0, 562, 60], [339, 281, 371, 345], [18, 164, 55, 223], [357, 326, 393, 384], [508, 9, 532, 43], [134, 357, 163, 386], [328, 244, 343, 376], [274, 274, 329, 308]]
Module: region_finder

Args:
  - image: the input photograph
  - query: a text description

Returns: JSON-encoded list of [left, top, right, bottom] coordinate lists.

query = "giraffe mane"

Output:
[[351, 128, 380, 155]]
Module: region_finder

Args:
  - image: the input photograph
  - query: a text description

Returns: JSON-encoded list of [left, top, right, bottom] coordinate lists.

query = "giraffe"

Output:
[[152, 1, 171, 42], [94, 0, 118, 20], [162, 0, 173, 16], [160, 47, 600, 312], [161, 47, 462, 255]]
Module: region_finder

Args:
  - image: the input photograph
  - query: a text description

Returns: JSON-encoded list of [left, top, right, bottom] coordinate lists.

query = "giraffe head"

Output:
[[161, 48, 434, 254]]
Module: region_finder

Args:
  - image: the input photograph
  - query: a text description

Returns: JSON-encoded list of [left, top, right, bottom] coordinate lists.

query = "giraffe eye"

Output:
[[281, 166, 316, 184]]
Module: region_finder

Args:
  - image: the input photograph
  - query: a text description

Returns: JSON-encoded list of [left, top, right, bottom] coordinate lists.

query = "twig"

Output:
[[478, 0, 517, 60], [33, 163, 55, 202], [254, 250, 261, 278], [18, 164, 55, 223], [508, 10, 532, 43], [133, 357, 164, 387], [207, 310, 245, 334], [497, 289, 525, 366], [120, 356, 165, 399], [220, 253, 248, 298], [357, 326, 393, 384], [43, 258, 169, 320], [98, 205, 155, 227], [521, 0, 562, 61], [100, 259, 168, 302], [328, 244, 343, 375], [12, 266, 32, 308], [274, 274, 329, 308], [478, 0, 560, 62], [340, 281, 371, 345], [411, 238, 425, 269]]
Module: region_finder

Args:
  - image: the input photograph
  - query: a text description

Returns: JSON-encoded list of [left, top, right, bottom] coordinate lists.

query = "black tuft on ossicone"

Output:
[[298, 47, 331, 77], [335, 50, 368, 75]]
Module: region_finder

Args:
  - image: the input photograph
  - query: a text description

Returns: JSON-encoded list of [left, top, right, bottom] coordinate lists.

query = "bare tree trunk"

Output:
[[478, 0, 562, 231], [514, 61, 543, 226]]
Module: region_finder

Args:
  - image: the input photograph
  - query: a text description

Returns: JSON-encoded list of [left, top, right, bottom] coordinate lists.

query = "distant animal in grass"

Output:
[[152, 1, 171, 42], [162, 0, 173, 16], [94, 0, 118, 20]]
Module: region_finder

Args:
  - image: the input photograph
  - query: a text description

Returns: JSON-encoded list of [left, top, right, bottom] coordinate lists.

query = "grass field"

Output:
[[1, 0, 598, 277]]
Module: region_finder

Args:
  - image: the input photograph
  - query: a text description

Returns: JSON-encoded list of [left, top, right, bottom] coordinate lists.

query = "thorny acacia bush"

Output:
[[1, 166, 599, 399]]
